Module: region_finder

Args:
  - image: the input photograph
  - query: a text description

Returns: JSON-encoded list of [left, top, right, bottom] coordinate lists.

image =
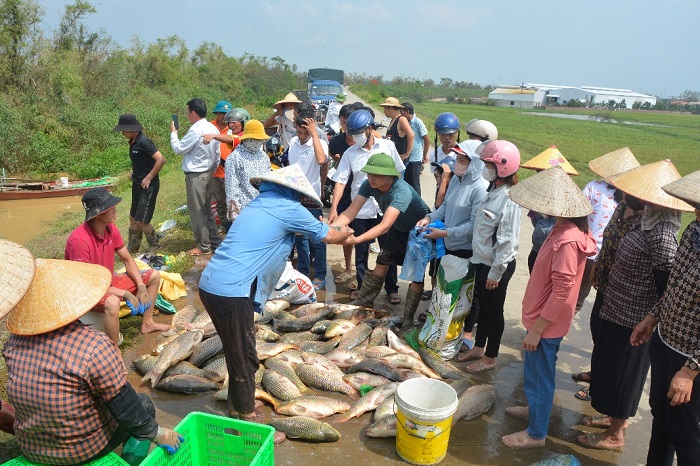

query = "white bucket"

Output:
[[59, 177, 69, 188], [395, 378, 458, 465]]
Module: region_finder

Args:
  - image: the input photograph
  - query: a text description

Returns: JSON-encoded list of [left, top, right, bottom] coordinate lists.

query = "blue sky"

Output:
[[39, 0, 699, 97]]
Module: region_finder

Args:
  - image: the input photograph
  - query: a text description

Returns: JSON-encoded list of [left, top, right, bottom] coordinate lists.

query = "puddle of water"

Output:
[[0, 196, 82, 245], [526, 111, 668, 127]]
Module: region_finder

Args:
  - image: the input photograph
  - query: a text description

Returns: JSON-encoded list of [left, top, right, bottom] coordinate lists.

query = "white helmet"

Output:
[[465, 119, 498, 141]]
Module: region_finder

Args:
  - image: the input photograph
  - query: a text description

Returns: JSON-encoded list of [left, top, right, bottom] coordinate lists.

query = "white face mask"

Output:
[[454, 161, 468, 177], [352, 132, 368, 147], [482, 167, 497, 182], [242, 139, 264, 152]]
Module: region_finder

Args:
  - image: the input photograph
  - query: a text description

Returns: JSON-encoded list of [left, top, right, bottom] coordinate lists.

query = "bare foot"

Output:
[[141, 321, 170, 334], [577, 432, 624, 451], [465, 356, 497, 374], [454, 346, 485, 363], [505, 406, 529, 422], [501, 430, 545, 449]]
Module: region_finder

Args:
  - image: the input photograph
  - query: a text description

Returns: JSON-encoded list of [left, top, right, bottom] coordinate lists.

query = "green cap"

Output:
[[335, 93, 347, 103], [212, 100, 232, 114], [361, 153, 400, 177]]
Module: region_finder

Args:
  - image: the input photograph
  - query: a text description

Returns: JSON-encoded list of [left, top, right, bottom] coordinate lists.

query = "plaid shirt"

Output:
[[653, 221, 700, 371], [3, 322, 126, 465], [600, 218, 678, 328]]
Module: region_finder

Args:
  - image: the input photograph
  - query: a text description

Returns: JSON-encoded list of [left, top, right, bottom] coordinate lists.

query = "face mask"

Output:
[[352, 132, 368, 147], [284, 109, 295, 120], [454, 161, 468, 177], [625, 195, 644, 211], [242, 139, 264, 152], [482, 167, 497, 182]]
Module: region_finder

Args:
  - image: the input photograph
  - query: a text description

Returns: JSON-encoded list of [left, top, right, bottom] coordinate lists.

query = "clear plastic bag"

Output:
[[399, 227, 436, 282]]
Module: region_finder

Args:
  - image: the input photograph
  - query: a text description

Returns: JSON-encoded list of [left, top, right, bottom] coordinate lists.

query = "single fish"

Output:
[[417, 346, 463, 380], [452, 384, 497, 424], [276, 396, 350, 419], [310, 319, 333, 334], [365, 414, 397, 438], [280, 331, 320, 344], [362, 346, 397, 359], [255, 387, 280, 411], [151, 334, 180, 356], [255, 364, 266, 386], [189, 335, 223, 367], [214, 374, 228, 401], [276, 307, 335, 333], [256, 342, 299, 360], [264, 299, 290, 314], [337, 382, 399, 422], [256, 324, 280, 342], [201, 322, 217, 339], [298, 336, 341, 354], [342, 372, 392, 390], [323, 348, 365, 369], [142, 329, 204, 387], [373, 395, 396, 422], [202, 355, 227, 381], [183, 310, 212, 331], [262, 369, 302, 401], [290, 302, 326, 318], [254, 307, 274, 325], [324, 319, 355, 338], [346, 359, 407, 382], [387, 329, 421, 359], [267, 416, 340, 442], [300, 351, 344, 376], [368, 324, 389, 347], [163, 305, 200, 337], [380, 353, 441, 379], [449, 378, 471, 397], [275, 349, 305, 366], [295, 363, 360, 400], [156, 374, 220, 394], [265, 356, 307, 391], [338, 322, 374, 350]]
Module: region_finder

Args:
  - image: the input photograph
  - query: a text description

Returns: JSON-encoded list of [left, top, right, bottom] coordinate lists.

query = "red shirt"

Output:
[[65, 222, 124, 272]]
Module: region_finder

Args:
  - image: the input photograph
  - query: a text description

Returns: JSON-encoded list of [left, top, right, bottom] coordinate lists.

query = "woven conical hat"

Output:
[[608, 160, 694, 212], [662, 170, 700, 207], [521, 145, 579, 175], [250, 163, 323, 208], [7, 259, 112, 335], [509, 166, 592, 217], [0, 240, 35, 319], [588, 147, 641, 179], [274, 92, 302, 106]]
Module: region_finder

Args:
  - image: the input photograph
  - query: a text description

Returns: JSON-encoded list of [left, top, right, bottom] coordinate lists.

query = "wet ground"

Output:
[[124, 157, 654, 466]]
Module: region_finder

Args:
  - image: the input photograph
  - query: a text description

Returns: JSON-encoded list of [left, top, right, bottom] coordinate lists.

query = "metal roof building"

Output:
[[488, 83, 657, 109]]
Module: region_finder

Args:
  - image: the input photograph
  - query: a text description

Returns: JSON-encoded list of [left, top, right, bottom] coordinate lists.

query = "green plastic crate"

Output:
[[1, 452, 127, 465], [140, 412, 274, 466]]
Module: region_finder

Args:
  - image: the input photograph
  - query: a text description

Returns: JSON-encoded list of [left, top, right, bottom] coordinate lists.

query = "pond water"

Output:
[[525, 111, 667, 126], [0, 196, 82, 245]]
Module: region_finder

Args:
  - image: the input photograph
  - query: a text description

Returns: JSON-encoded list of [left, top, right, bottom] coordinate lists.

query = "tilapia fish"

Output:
[[276, 396, 350, 419], [366, 414, 397, 438], [142, 329, 204, 387], [337, 322, 373, 350], [337, 382, 399, 422], [295, 363, 360, 400], [156, 374, 220, 394], [342, 372, 392, 390], [452, 384, 497, 424], [262, 369, 302, 401], [189, 335, 223, 367], [276, 307, 335, 333], [267, 416, 340, 442], [346, 359, 407, 382], [163, 305, 200, 337], [417, 346, 463, 380]]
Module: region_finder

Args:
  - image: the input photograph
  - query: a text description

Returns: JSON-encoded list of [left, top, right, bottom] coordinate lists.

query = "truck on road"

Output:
[[308, 68, 344, 121]]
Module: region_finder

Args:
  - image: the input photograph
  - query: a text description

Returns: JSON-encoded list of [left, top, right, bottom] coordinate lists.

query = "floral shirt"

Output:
[[654, 221, 700, 371], [224, 144, 271, 218], [582, 180, 619, 261]]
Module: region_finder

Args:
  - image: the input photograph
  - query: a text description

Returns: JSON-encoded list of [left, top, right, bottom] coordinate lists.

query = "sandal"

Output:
[[575, 387, 591, 401], [572, 371, 592, 383], [577, 432, 624, 451], [421, 290, 432, 301], [313, 278, 326, 291], [582, 414, 611, 428], [350, 290, 359, 300], [418, 311, 428, 323], [347, 279, 358, 290], [334, 271, 353, 284], [389, 293, 401, 305]]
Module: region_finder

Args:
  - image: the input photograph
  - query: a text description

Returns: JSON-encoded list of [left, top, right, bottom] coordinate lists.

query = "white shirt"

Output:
[[332, 137, 405, 219], [287, 135, 329, 197], [274, 114, 296, 149], [171, 118, 220, 173], [324, 101, 342, 134]]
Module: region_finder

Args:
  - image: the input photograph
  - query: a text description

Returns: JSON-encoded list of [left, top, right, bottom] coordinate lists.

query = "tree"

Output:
[[679, 89, 700, 102], [0, 0, 43, 90]]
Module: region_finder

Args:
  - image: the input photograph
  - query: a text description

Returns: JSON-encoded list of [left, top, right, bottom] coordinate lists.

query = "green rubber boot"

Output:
[[402, 287, 423, 328], [145, 229, 160, 249], [350, 272, 384, 308], [126, 228, 143, 254]]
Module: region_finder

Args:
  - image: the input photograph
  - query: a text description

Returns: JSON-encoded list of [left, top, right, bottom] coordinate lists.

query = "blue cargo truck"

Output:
[[308, 68, 344, 121]]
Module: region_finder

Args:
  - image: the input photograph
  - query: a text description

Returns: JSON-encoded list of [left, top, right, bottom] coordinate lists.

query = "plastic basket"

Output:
[[1, 452, 127, 465], [140, 412, 274, 466]]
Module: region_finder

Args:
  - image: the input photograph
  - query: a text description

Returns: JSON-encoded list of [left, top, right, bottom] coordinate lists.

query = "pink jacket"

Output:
[[522, 220, 597, 339]]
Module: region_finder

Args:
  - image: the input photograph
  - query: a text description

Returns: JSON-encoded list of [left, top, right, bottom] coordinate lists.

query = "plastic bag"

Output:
[[425, 219, 446, 258], [419, 255, 475, 360], [268, 261, 317, 304], [398, 227, 436, 282]]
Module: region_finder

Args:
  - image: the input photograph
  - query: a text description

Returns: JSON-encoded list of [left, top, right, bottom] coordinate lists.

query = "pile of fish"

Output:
[[132, 301, 497, 442]]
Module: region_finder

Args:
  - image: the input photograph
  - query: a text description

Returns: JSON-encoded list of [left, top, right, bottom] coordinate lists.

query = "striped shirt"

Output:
[[3, 322, 126, 465]]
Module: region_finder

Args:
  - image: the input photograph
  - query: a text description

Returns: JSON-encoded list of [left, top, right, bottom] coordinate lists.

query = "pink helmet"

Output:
[[478, 140, 521, 178]]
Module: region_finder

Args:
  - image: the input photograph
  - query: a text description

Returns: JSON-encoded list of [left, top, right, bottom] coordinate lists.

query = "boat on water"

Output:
[[0, 177, 117, 201]]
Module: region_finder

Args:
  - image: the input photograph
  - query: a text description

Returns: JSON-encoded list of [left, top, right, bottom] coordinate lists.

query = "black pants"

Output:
[[403, 161, 422, 197], [351, 217, 398, 293], [199, 290, 258, 416], [473, 261, 516, 358], [527, 249, 538, 274], [647, 332, 700, 466], [575, 259, 595, 311]]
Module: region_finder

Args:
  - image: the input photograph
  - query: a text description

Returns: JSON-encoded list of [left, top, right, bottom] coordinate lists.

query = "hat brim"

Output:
[[661, 170, 700, 207], [240, 133, 270, 141], [608, 160, 694, 212], [250, 165, 323, 209], [509, 166, 593, 218], [85, 194, 122, 222], [0, 240, 35, 319]]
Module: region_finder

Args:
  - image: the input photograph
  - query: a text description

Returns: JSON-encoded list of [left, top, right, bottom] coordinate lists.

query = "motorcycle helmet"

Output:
[[478, 140, 521, 178], [465, 119, 498, 141], [224, 108, 251, 124], [346, 109, 374, 135], [434, 112, 460, 134]]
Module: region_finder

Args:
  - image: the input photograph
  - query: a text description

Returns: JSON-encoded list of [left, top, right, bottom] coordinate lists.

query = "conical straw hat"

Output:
[[0, 240, 35, 319], [521, 145, 579, 175], [250, 163, 323, 208], [662, 169, 700, 208], [7, 259, 112, 335], [607, 159, 694, 212], [509, 166, 593, 217], [588, 147, 641, 179], [274, 92, 302, 106]]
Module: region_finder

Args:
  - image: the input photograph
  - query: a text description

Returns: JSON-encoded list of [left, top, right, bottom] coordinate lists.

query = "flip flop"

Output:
[[347, 279, 358, 290], [421, 290, 432, 301], [465, 361, 496, 374], [313, 279, 326, 291], [575, 387, 591, 401], [349, 290, 359, 300], [572, 371, 592, 383], [334, 271, 353, 284], [577, 432, 624, 451], [389, 293, 401, 305], [418, 312, 428, 323]]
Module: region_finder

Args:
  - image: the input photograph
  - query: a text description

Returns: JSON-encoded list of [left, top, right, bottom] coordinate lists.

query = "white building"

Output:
[[488, 83, 657, 109]]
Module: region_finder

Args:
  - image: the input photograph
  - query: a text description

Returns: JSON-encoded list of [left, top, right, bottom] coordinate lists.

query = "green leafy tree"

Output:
[[0, 0, 42, 90]]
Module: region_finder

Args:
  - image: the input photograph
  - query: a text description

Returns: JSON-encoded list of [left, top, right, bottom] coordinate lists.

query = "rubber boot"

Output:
[[350, 272, 384, 308], [126, 228, 143, 254], [145, 229, 160, 251], [0, 399, 16, 435], [402, 287, 423, 328]]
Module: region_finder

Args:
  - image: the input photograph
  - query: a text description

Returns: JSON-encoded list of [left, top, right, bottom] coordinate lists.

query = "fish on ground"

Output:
[[256, 324, 280, 342], [163, 304, 200, 337], [417, 346, 463, 380], [276, 306, 335, 333], [337, 322, 374, 350], [151, 334, 179, 356], [310, 319, 333, 334], [279, 331, 320, 344], [202, 355, 227, 381], [342, 372, 392, 390], [256, 342, 299, 360], [142, 329, 204, 387], [156, 374, 220, 394], [276, 396, 351, 419], [264, 356, 307, 391], [379, 353, 441, 379], [319, 348, 364, 370], [183, 310, 212, 331], [290, 302, 326, 318], [337, 382, 399, 422], [387, 329, 421, 359], [361, 346, 397, 359], [373, 395, 396, 422], [264, 299, 290, 314], [346, 359, 407, 382], [262, 369, 303, 401], [188, 335, 223, 367], [300, 351, 344, 376], [324, 319, 356, 338], [298, 336, 341, 354], [295, 362, 360, 400], [452, 384, 497, 424], [267, 416, 341, 442], [365, 414, 397, 438]]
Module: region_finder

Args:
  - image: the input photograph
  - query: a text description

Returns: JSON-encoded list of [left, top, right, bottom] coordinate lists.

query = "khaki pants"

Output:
[[185, 171, 220, 252]]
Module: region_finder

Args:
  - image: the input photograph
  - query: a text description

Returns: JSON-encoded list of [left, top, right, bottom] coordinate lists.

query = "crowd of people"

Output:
[[0, 92, 697, 465]]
